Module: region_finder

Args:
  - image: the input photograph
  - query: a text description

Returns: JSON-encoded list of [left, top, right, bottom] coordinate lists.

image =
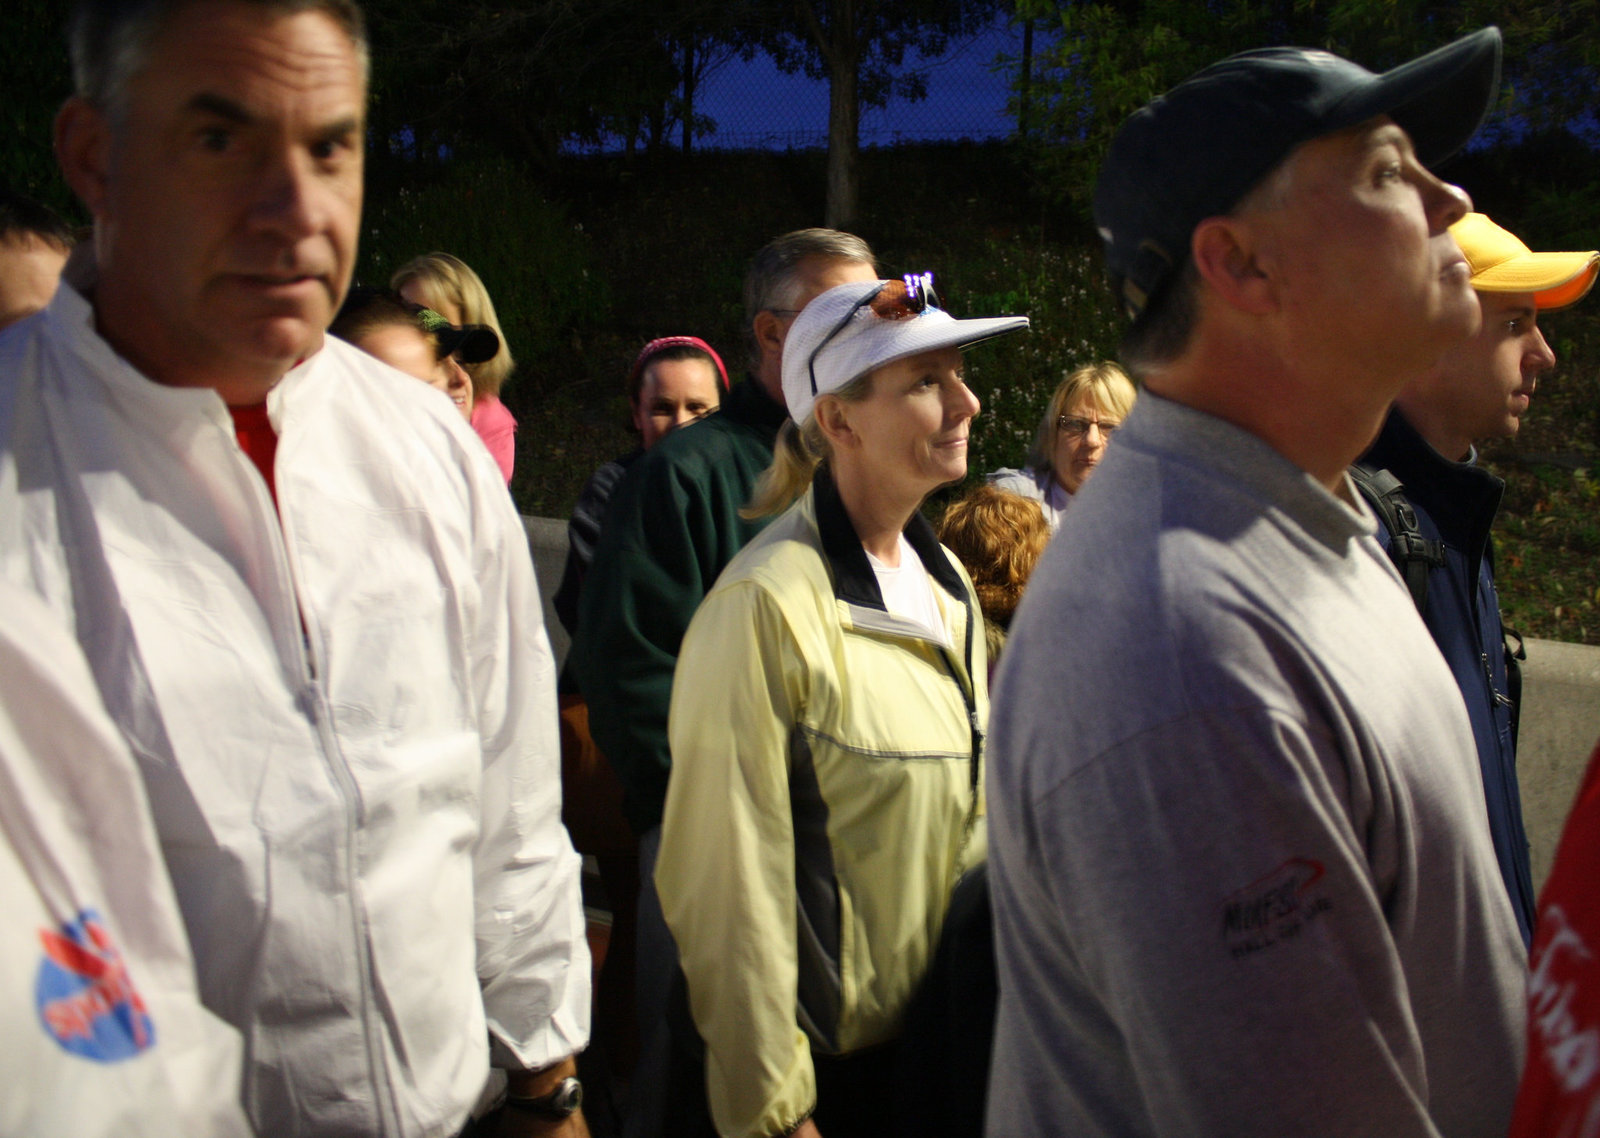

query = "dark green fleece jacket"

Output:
[[570, 376, 788, 834]]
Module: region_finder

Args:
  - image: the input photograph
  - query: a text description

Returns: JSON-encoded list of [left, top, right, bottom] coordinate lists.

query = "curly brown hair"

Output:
[[937, 484, 1050, 656]]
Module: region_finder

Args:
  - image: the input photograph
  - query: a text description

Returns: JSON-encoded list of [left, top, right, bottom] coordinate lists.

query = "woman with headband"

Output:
[[554, 336, 729, 637], [550, 334, 729, 1109]]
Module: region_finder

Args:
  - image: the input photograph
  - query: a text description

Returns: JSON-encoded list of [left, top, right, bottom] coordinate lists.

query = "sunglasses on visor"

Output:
[[807, 271, 941, 398]]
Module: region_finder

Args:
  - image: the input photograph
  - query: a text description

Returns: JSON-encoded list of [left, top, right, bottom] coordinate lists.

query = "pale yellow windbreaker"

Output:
[[657, 472, 988, 1138]]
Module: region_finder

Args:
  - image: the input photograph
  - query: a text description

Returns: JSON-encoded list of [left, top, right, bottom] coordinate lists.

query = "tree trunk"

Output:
[[648, 104, 667, 154], [824, 0, 860, 230]]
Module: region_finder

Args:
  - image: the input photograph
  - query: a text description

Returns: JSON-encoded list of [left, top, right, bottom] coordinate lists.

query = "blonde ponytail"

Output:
[[743, 419, 826, 519], [742, 370, 877, 520]]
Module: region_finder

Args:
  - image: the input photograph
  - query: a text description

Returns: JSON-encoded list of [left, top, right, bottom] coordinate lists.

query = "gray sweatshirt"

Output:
[[985, 393, 1526, 1138]]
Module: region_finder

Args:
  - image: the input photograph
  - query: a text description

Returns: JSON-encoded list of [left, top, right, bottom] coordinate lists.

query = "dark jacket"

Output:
[[552, 448, 642, 640], [569, 376, 788, 834], [1361, 408, 1535, 944]]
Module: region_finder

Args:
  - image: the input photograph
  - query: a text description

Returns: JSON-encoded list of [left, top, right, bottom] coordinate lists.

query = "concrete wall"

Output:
[[526, 515, 572, 667], [525, 516, 1599, 893], [1520, 638, 1600, 889]]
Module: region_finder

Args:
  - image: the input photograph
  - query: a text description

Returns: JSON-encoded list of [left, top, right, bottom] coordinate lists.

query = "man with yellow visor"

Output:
[[1358, 212, 1600, 946]]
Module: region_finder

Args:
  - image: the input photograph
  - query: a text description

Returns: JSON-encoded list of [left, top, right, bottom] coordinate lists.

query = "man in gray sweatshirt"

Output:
[[985, 29, 1527, 1138]]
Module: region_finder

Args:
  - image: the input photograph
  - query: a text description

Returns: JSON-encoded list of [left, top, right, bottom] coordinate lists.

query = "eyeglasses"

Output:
[[1057, 415, 1119, 440], [807, 272, 940, 398]]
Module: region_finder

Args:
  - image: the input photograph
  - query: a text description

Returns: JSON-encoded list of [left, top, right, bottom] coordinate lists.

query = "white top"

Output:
[[866, 533, 950, 647], [0, 579, 250, 1138], [0, 276, 590, 1137]]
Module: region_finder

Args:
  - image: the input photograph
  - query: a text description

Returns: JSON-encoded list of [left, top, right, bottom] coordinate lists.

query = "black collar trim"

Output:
[[812, 465, 966, 609]]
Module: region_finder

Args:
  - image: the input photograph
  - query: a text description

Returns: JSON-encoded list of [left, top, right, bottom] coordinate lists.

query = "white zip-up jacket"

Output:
[[0, 277, 590, 1137], [1, 578, 251, 1138]]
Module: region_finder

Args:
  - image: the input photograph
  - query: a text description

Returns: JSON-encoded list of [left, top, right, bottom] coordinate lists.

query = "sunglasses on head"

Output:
[[807, 272, 941, 398]]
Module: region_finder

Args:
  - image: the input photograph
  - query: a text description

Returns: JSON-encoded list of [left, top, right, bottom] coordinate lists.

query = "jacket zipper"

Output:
[[236, 423, 401, 1135], [933, 589, 983, 848]]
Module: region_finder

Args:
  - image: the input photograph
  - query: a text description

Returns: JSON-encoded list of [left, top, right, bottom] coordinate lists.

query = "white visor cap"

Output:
[[781, 279, 1029, 425]]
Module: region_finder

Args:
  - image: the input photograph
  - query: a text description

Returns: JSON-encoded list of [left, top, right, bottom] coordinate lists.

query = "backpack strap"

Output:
[[1350, 464, 1446, 616], [1503, 625, 1526, 747], [1482, 535, 1525, 744]]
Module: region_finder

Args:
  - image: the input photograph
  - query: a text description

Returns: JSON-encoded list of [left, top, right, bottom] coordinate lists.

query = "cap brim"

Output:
[[1472, 252, 1600, 310], [937, 314, 1032, 353], [1537, 262, 1600, 310], [1340, 27, 1502, 167], [786, 304, 1030, 424], [437, 324, 500, 365], [868, 314, 1032, 378]]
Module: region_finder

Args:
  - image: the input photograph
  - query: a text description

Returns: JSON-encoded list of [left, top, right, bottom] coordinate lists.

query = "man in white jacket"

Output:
[[0, 578, 252, 1138], [0, 1, 590, 1135]]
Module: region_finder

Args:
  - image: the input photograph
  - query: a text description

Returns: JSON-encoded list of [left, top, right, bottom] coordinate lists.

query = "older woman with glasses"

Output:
[[654, 275, 1026, 1138], [988, 360, 1137, 529]]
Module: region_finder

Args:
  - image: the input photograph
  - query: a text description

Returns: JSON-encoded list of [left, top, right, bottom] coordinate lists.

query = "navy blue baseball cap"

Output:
[[1094, 27, 1502, 320]]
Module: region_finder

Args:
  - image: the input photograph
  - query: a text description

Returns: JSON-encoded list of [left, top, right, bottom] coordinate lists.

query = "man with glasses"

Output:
[[570, 228, 875, 1137], [986, 30, 1526, 1138]]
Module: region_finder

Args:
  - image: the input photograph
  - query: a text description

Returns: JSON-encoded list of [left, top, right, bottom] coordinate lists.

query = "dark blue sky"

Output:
[[572, 16, 1029, 152], [567, 20, 1600, 154]]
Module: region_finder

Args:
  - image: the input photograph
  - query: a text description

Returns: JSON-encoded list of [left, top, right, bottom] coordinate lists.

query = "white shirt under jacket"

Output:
[[0, 274, 590, 1138]]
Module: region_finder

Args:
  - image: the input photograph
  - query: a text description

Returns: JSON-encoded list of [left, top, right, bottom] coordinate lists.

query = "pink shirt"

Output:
[[471, 393, 517, 484]]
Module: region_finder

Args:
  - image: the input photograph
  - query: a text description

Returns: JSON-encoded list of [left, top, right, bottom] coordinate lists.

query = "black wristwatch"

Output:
[[505, 1076, 583, 1120]]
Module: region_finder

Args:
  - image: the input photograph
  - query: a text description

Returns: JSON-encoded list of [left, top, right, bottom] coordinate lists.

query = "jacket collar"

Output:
[[1362, 408, 1504, 558], [812, 464, 966, 610], [722, 374, 790, 439]]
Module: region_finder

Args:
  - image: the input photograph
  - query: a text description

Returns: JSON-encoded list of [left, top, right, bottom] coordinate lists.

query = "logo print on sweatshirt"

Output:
[[35, 909, 156, 1062], [1220, 858, 1332, 959]]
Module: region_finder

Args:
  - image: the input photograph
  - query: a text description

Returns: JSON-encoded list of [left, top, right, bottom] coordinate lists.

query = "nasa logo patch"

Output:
[[35, 909, 155, 1062]]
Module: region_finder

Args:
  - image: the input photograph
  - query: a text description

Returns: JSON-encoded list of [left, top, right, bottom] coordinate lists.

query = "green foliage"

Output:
[[1013, 0, 1488, 208], [359, 156, 608, 393], [363, 0, 773, 166], [1519, 182, 1600, 256], [1459, 0, 1600, 137], [1491, 462, 1600, 645], [941, 240, 1122, 485], [774, 0, 1002, 107], [3, 0, 78, 214]]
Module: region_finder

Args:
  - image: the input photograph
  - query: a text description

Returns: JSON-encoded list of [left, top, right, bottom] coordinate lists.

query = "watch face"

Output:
[[550, 1077, 583, 1116], [507, 1075, 583, 1119]]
